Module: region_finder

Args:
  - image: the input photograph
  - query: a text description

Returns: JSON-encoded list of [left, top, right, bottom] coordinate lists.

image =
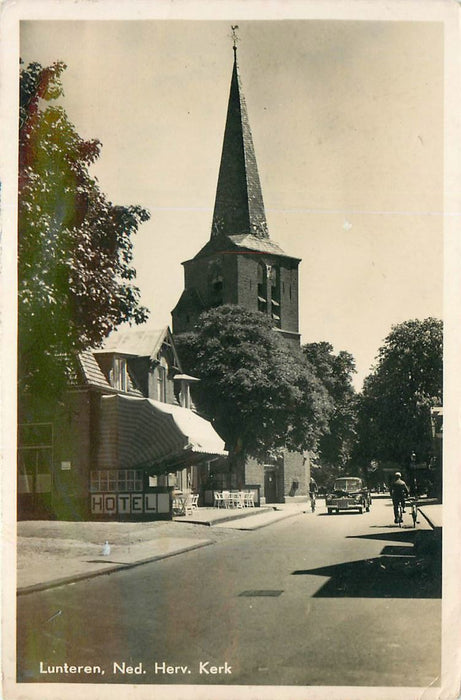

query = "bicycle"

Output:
[[309, 492, 316, 513], [407, 498, 419, 527]]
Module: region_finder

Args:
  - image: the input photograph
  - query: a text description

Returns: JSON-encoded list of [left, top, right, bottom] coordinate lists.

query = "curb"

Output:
[[417, 508, 442, 531], [17, 539, 213, 597], [179, 506, 278, 527], [214, 506, 310, 530]]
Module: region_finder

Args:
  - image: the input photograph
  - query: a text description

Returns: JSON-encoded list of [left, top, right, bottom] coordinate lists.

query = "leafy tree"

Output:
[[175, 306, 333, 464], [355, 318, 442, 473], [302, 342, 358, 484], [19, 61, 150, 403]]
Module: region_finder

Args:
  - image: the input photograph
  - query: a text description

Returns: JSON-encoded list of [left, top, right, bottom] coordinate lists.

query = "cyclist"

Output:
[[390, 472, 409, 524], [309, 477, 318, 512]]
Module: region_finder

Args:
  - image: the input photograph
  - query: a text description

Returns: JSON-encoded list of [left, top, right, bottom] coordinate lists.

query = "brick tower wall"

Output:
[[244, 449, 309, 504], [235, 255, 260, 311], [279, 264, 299, 335]]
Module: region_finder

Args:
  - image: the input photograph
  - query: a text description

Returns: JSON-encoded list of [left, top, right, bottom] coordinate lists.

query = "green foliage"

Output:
[[175, 306, 333, 461], [19, 61, 150, 401], [302, 341, 358, 479], [355, 318, 442, 468]]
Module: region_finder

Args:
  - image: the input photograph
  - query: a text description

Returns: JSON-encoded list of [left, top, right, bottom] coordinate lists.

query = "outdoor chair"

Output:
[[184, 494, 194, 516], [244, 491, 255, 508], [214, 491, 224, 508]]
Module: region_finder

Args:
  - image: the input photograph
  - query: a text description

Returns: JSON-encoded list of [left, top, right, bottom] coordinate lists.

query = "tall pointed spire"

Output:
[[211, 37, 269, 240]]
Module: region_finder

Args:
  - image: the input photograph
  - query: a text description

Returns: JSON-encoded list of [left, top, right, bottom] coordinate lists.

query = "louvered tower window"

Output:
[[270, 266, 281, 328], [257, 263, 267, 313]]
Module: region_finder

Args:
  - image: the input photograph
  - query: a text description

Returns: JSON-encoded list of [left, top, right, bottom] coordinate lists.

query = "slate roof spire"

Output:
[[211, 36, 269, 240]]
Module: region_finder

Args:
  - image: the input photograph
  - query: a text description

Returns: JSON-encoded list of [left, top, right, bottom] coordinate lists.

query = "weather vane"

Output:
[[230, 25, 240, 50]]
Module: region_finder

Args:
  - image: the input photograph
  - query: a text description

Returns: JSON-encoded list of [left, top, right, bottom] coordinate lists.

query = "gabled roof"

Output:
[[77, 325, 182, 394], [210, 46, 268, 240], [95, 326, 177, 363]]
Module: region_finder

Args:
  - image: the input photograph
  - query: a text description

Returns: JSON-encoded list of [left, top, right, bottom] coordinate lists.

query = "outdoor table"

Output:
[[229, 491, 245, 508]]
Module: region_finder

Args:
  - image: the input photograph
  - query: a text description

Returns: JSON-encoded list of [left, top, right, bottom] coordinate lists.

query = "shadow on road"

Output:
[[347, 528, 442, 558], [292, 530, 441, 599], [346, 530, 418, 543], [292, 555, 440, 598]]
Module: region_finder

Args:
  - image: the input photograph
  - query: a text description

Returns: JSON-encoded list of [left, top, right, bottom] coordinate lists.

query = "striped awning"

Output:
[[98, 394, 227, 471]]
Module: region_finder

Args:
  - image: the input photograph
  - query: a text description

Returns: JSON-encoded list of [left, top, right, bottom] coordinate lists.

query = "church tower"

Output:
[[172, 41, 301, 348], [172, 36, 308, 503]]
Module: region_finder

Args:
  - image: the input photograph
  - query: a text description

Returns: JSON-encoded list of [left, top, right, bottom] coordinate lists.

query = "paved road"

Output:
[[17, 498, 441, 688]]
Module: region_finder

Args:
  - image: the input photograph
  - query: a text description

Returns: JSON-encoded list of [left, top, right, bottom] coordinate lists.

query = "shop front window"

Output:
[[90, 470, 143, 492]]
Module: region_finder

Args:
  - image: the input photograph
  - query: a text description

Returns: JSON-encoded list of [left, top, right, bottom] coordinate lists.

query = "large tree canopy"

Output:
[[19, 61, 150, 401], [302, 342, 358, 482], [355, 317, 442, 470], [175, 305, 333, 462]]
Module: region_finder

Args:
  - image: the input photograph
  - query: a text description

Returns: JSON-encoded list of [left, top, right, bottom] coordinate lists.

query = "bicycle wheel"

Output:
[[398, 504, 403, 527]]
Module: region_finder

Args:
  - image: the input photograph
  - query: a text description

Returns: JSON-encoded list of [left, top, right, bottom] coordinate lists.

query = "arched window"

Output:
[[257, 263, 267, 313], [269, 266, 281, 328], [208, 258, 223, 305]]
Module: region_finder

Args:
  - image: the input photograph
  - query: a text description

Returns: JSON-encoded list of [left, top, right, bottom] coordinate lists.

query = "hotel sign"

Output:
[[90, 492, 170, 515]]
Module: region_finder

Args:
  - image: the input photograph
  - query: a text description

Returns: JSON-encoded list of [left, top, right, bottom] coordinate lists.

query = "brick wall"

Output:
[[236, 255, 259, 311], [279, 263, 299, 334], [245, 455, 263, 492], [283, 449, 309, 498]]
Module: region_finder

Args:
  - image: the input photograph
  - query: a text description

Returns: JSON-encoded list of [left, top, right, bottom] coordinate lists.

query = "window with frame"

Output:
[[17, 423, 53, 495], [111, 357, 128, 391], [90, 469, 143, 492], [157, 357, 168, 402]]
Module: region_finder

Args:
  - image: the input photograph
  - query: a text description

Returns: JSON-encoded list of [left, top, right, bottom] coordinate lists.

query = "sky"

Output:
[[20, 16, 444, 389]]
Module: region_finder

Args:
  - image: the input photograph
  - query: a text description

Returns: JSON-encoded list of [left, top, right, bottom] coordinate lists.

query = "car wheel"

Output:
[[358, 506, 363, 514], [366, 504, 370, 512], [327, 508, 333, 514]]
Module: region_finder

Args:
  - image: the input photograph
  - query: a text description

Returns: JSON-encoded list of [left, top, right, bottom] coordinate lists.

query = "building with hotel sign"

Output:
[[18, 326, 227, 520]]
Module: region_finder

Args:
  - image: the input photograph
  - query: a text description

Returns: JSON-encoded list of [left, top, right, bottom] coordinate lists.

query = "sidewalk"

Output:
[[17, 501, 308, 595], [417, 502, 442, 530]]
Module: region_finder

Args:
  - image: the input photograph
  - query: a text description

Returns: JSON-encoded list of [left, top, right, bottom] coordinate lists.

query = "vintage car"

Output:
[[325, 476, 372, 514]]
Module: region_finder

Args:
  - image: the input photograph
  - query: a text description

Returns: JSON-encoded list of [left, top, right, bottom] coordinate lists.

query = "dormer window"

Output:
[[111, 357, 128, 392]]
